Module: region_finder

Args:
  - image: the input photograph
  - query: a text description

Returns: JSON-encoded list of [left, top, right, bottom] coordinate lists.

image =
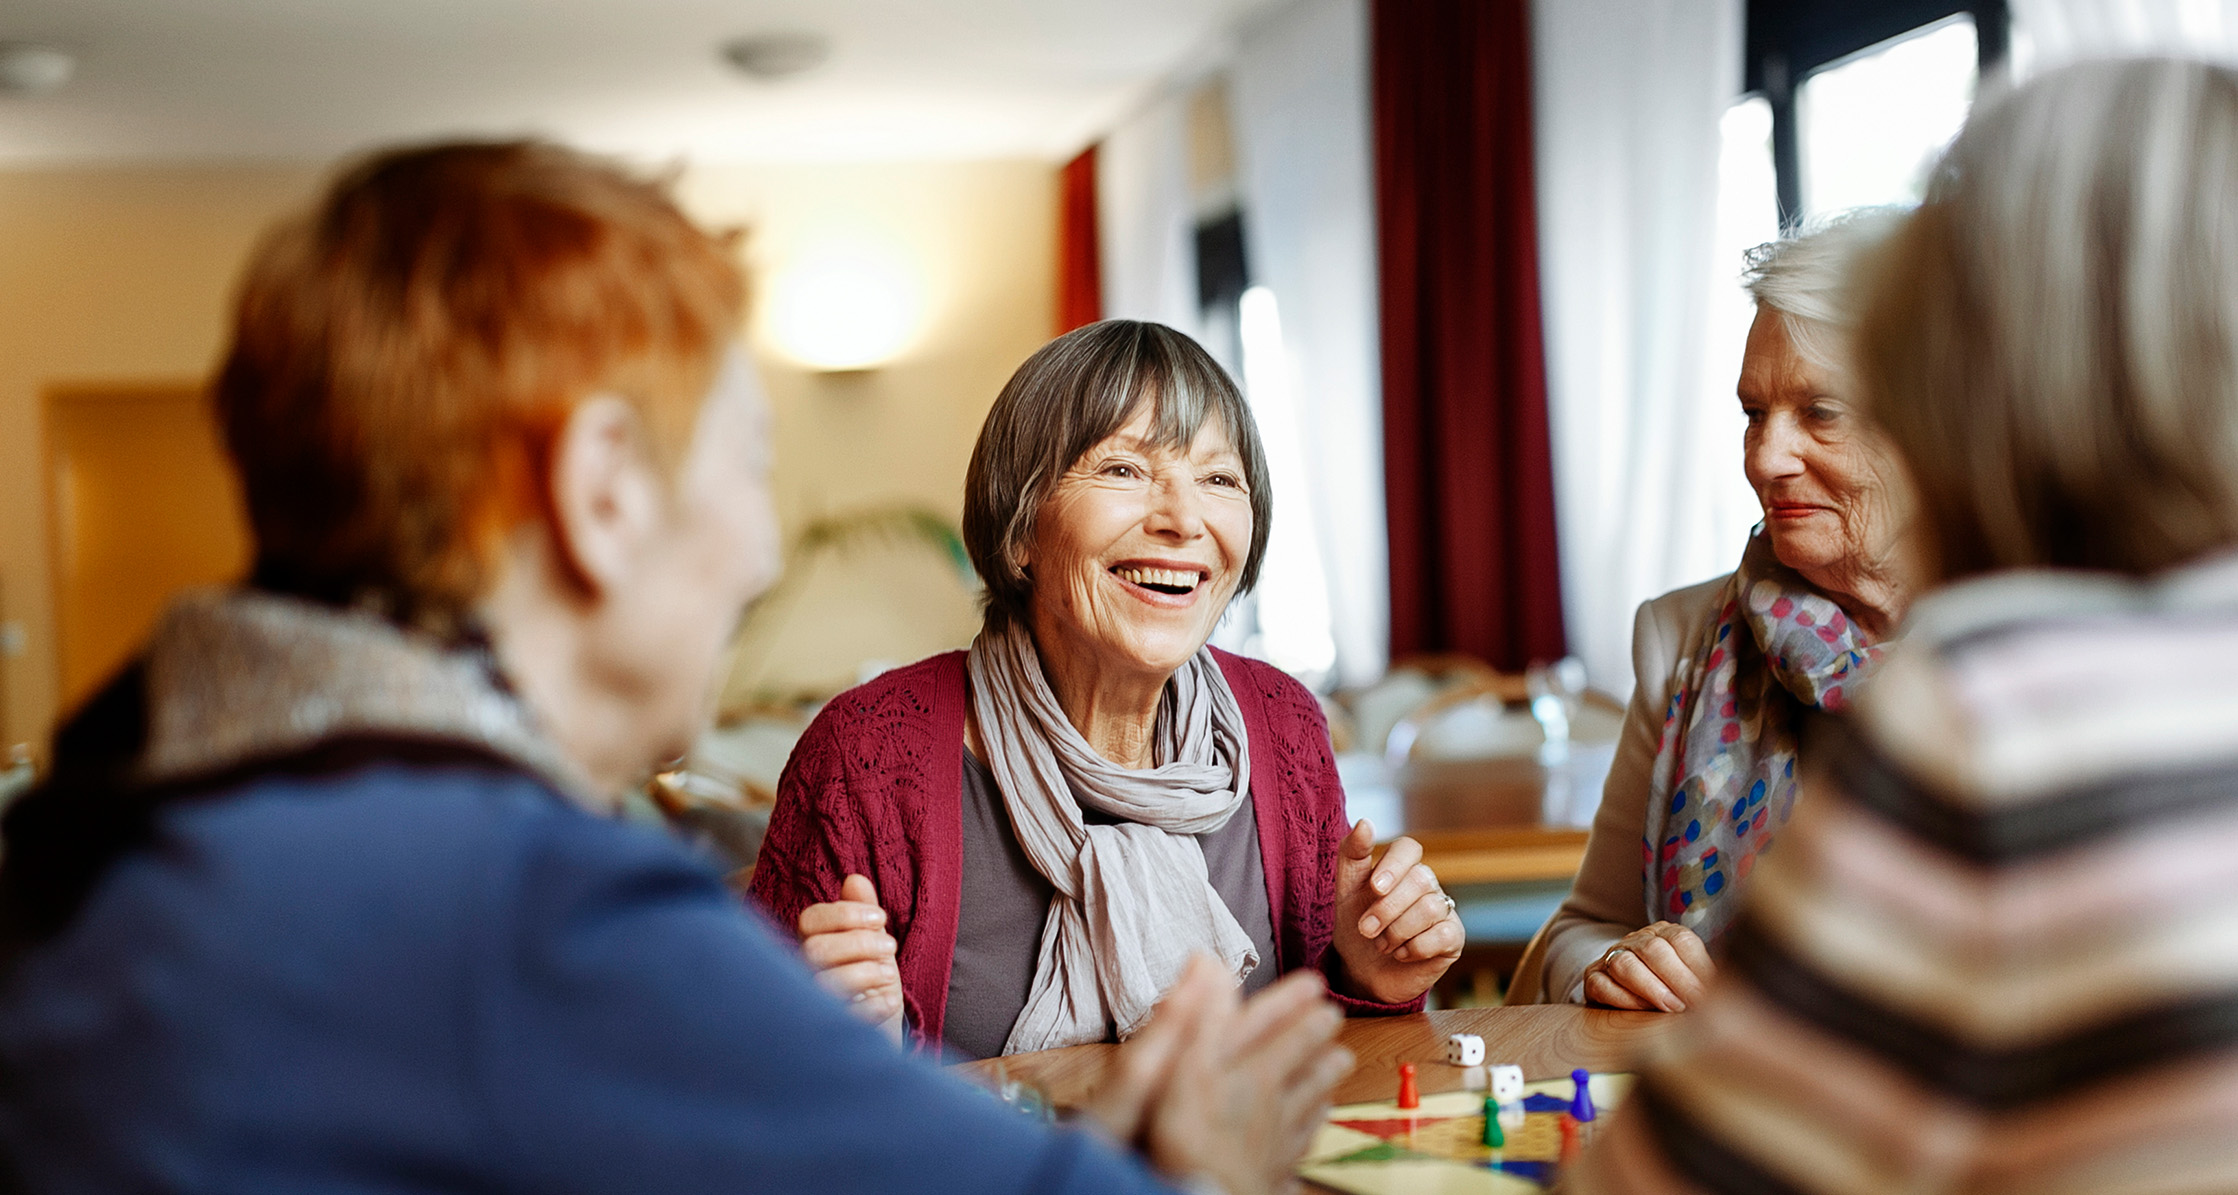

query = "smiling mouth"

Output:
[[1111, 565, 1205, 596]]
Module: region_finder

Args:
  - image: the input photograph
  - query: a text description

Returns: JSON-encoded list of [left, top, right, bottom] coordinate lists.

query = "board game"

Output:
[[1297, 1071, 1633, 1194]]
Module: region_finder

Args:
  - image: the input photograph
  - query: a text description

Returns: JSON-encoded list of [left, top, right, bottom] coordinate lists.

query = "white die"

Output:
[[1444, 1033, 1485, 1066], [1489, 1064, 1525, 1103]]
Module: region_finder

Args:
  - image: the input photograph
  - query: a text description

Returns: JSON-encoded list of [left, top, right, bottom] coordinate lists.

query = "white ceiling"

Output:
[[0, 0, 1284, 165]]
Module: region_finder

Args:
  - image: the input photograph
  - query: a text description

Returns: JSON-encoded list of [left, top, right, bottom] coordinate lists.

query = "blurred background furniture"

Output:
[[1331, 654, 1623, 1006]]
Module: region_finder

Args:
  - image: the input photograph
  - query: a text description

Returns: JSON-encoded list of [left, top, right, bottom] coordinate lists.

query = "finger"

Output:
[[1582, 968, 1655, 1010], [1096, 960, 1218, 1143], [1277, 1044, 1356, 1161], [797, 899, 887, 938], [1605, 948, 1686, 1012], [1657, 923, 1717, 979], [1388, 906, 1466, 964], [1378, 890, 1450, 957], [853, 984, 904, 1025], [810, 958, 899, 1002], [799, 927, 897, 970], [1230, 983, 1343, 1084], [1632, 936, 1709, 1007], [1368, 836, 1423, 899], [839, 873, 879, 906], [1359, 861, 1438, 941], [1334, 819, 1377, 898], [1227, 967, 1334, 1058]]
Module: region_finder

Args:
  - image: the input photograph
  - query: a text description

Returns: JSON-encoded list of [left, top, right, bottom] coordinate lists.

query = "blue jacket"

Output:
[[0, 750, 1175, 1194]]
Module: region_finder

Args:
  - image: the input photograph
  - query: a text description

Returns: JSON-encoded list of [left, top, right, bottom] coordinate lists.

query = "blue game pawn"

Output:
[[1568, 1068, 1596, 1122]]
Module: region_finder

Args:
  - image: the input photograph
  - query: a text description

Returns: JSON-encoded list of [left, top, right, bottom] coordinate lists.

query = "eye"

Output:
[[1099, 460, 1141, 479], [1741, 405, 1767, 427], [1807, 402, 1844, 425], [1205, 471, 1244, 490]]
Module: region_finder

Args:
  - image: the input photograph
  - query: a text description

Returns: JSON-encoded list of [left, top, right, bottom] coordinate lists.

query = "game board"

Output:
[[1297, 1072, 1633, 1194]]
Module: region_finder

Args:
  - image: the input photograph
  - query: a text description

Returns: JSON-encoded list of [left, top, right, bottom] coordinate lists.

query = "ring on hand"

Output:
[[1442, 894, 1458, 915], [1599, 945, 1633, 970]]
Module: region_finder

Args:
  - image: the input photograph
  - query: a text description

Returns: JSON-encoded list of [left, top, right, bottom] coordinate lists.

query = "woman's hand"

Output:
[[1580, 922, 1714, 1012], [796, 874, 904, 1036], [1082, 955, 1352, 1195], [1330, 820, 1465, 1005]]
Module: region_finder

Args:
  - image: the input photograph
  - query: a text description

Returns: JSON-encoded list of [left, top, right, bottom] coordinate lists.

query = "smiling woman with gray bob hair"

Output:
[[963, 321, 1273, 628], [755, 319, 1465, 1060]]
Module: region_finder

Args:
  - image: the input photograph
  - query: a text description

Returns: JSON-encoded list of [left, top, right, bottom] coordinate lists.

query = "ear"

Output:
[[546, 395, 664, 599]]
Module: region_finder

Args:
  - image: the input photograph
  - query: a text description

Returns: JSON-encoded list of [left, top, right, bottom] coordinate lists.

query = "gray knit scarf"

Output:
[[966, 619, 1258, 1054]]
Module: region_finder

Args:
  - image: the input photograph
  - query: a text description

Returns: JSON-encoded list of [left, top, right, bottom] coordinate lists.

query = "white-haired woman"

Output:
[[1511, 213, 1913, 1011], [1578, 57, 2238, 1193]]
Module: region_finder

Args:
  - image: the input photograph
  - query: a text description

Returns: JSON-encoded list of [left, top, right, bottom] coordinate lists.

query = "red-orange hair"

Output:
[[214, 140, 745, 633]]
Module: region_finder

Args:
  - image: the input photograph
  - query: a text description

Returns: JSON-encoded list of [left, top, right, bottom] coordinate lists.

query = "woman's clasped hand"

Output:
[[1577, 922, 1714, 1013], [1330, 819, 1465, 1001], [796, 874, 904, 1035]]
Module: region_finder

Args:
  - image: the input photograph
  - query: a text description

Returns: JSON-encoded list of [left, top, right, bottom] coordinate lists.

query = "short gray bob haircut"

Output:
[[963, 320, 1272, 630], [1743, 207, 1908, 374]]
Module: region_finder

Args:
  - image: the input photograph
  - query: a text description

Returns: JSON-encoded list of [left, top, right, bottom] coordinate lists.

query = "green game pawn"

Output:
[[1482, 1096, 1504, 1148]]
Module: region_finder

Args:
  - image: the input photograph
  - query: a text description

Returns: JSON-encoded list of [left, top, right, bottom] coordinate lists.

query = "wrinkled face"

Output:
[[606, 349, 783, 764], [1738, 307, 1906, 584], [1022, 407, 1254, 682]]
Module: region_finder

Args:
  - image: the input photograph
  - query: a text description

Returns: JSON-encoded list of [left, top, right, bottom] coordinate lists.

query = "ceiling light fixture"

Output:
[[0, 42, 74, 96], [721, 32, 831, 83]]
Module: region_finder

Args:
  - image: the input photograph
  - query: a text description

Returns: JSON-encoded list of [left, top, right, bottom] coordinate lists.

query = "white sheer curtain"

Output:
[[1098, 91, 1202, 339], [1227, 0, 1389, 689], [1531, 0, 1753, 696], [2011, 0, 2238, 69]]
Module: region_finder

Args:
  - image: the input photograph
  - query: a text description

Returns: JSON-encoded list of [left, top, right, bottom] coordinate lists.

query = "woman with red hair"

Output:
[[0, 140, 1346, 1195]]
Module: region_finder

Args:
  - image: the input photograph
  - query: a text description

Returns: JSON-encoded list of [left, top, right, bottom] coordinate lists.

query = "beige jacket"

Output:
[[1508, 574, 1727, 1004]]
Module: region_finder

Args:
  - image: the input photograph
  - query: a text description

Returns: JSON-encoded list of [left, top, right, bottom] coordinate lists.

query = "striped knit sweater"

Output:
[[1574, 552, 2238, 1195]]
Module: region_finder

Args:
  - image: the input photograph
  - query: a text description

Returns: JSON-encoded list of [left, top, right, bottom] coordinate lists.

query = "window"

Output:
[[1799, 17, 1980, 215], [1747, 0, 2008, 226]]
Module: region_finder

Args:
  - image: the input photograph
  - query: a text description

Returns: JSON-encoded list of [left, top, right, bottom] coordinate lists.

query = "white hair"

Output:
[[1742, 209, 1909, 372]]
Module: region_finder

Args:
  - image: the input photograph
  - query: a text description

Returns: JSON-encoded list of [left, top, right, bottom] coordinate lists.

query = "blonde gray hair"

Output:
[[1857, 58, 2238, 581], [1743, 209, 1908, 373]]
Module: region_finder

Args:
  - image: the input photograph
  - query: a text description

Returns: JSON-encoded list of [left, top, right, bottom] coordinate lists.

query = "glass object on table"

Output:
[[1529, 658, 1601, 827], [988, 1061, 1055, 1123]]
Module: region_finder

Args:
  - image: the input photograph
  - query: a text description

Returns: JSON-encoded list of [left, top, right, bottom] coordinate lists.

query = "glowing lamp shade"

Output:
[[765, 244, 920, 371]]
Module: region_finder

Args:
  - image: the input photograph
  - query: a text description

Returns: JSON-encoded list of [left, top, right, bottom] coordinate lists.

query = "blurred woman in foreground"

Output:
[[0, 142, 1347, 1195], [1577, 57, 2238, 1193]]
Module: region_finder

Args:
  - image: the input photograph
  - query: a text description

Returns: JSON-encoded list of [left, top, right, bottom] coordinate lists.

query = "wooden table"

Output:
[[961, 1004, 1670, 1108]]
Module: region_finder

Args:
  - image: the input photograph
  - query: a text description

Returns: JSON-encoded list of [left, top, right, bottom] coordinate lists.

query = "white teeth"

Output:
[[1114, 566, 1201, 592]]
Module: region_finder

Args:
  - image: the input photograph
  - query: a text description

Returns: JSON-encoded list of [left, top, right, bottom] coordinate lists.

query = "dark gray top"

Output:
[[943, 750, 1278, 1061]]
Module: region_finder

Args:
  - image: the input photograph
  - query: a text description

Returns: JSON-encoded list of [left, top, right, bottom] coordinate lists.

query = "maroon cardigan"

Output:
[[750, 647, 1419, 1050]]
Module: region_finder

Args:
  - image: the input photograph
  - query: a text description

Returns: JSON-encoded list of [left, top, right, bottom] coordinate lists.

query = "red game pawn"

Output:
[[1396, 1062, 1419, 1109]]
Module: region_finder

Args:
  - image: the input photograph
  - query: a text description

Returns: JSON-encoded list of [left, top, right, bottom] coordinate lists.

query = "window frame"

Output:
[[1745, 0, 2009, 228]]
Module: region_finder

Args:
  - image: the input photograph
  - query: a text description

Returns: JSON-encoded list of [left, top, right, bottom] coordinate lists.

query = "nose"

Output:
[[1141, 469, 1207, 543], [1746, 414, 1808, 493]]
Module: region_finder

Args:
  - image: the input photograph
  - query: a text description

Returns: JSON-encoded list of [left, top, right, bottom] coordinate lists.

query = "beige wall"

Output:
[[0, 157, 1053, 748]]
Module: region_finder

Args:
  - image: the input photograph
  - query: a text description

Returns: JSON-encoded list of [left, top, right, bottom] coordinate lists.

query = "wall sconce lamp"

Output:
[[765, 241, 921, 373]]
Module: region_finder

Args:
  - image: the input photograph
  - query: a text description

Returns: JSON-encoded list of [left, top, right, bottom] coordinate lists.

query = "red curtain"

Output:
[[1374, 0, 1567, 671], [1056, 145, 1102, 334]]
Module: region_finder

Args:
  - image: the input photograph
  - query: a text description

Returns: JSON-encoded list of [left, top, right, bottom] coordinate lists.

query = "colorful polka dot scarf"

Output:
[[1640, 529, 1887, 944]]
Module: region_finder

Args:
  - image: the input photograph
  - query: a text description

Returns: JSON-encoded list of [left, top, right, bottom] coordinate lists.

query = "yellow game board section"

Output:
[[1297, 1074, 1635, 1195]]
